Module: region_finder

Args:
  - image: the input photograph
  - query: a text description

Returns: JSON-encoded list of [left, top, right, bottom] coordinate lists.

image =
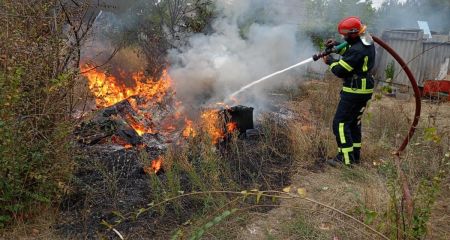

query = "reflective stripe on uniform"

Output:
[[363, 56, 369, 72], [339, 123, 346, 144], [338, 59, 353, 72], [353, 143, 362, 148], [341, 147, 353, 165], [330, 62, 339, 69], [342, 87, 373, 94], [362, 78, 367, 90]]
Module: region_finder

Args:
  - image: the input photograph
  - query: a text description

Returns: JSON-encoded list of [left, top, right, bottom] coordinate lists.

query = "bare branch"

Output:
[[80, 47, 121, 74]]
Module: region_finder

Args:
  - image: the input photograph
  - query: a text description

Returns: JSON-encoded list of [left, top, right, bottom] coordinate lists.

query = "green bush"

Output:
[[0, 1, 76, 227], [385, 60, 395, 80]]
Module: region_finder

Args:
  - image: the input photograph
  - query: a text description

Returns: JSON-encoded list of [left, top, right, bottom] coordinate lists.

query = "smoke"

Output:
[[374, 0, 450, 34], [79, 0, 318, 110], [168, 0, 315, 109]]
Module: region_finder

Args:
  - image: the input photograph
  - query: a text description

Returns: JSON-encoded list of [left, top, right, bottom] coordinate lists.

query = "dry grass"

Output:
[[0, 209, 62, 240]]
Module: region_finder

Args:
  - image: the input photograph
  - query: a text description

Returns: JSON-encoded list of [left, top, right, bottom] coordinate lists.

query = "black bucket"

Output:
[[221, 105, 254, 133]]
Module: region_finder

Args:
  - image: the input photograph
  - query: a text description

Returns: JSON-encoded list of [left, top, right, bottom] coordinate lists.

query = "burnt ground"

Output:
[[56, 146, 160, 239], [54, 93, 299, 239]]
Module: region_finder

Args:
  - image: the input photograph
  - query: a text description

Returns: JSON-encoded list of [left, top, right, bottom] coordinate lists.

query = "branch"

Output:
[[80, 47, 120, 74]]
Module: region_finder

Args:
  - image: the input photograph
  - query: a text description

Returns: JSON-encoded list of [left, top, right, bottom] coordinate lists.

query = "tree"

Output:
[[302, 0, 376, 47], [93, 0, 215, 78]]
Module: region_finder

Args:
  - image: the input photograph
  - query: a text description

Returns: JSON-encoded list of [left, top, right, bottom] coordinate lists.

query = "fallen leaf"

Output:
[[283, 186, 291, 193], [297, 188, 306, 197]]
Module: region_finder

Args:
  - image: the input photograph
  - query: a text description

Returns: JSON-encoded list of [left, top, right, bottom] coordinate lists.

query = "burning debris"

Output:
[[75, 64, 258, 177], [75, 98, 145, 147], [77, 65, 184, 146]]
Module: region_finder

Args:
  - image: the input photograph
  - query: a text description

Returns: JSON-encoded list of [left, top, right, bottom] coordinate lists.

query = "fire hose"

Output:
[[372, 36, 421, 155]]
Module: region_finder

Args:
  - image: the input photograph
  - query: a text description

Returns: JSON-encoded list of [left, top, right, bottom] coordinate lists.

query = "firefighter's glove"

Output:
[[325, 39, 337, 48], [323, 55, 336, 65]]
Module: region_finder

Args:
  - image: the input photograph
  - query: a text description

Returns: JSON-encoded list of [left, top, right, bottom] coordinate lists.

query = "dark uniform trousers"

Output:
[[333, 92, 372, 164], [327, 38, 376, 165]]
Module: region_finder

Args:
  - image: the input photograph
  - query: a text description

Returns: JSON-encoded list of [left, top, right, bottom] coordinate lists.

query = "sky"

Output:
[[371, 0, 385, 8], [370, 0, 407, 9]]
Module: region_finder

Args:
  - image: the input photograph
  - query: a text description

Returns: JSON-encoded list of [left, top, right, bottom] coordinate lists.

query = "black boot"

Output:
[[326, 152, 355, 167], [326, 154, 346, 167], [353, 148, 361, 164]]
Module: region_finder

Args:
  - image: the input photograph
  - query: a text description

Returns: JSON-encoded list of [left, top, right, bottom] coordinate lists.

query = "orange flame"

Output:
[[111, 135, 133, 149], [81, 65, 172, 108], [123, 113, 153, 136], [200, 109, 240, 143], [226, 122, 238, 132], [182, 119, 197, 138], [81, 65, 173, 136], [143, 156, 163, 174], [201, 110, 224, 144]]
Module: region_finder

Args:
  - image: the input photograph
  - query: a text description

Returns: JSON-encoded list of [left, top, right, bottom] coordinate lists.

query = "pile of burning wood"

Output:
[[75, 65, 255, 174]]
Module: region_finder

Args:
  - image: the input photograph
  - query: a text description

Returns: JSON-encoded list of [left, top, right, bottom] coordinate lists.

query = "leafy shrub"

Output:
[[0, 1, 76, 227]]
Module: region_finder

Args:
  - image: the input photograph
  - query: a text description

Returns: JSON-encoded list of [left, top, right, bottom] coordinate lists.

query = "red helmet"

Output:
[[338, 16, 365, 36]]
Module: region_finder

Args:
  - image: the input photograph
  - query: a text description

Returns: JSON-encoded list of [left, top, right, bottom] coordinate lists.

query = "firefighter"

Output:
[[323, 16, 375, 166]]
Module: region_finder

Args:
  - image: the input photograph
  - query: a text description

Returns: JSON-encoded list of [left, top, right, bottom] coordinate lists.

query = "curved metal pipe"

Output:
[[372, 36, 421, 155]]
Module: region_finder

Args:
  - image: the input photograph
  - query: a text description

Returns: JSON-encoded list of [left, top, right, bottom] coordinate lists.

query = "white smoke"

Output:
[[168, 0, 315, 108]]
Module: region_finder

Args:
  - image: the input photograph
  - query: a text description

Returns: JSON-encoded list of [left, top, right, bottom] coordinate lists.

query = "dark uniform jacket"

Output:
[[329, 38, 376, 96]]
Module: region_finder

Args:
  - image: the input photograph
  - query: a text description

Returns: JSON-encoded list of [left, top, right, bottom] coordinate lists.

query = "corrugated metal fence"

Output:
[[374, 29, 450, 88]]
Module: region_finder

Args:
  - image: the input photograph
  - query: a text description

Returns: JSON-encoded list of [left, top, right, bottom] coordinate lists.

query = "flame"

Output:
[[200, 109, 239, 143], [201, 110, 224, 144], [226, 122, 238, 132], [81, 64, 240, 151], [165, 125, 176, 131], [144, 156, 163, 174], [111, 135, 133, 149], [81, 65, 172, 136], [128, 97, 139, 110], [123, 112, 153, 136], [131, 123, 150, 136], [182, 119, 197, 138], [81, 65, 172, 108]]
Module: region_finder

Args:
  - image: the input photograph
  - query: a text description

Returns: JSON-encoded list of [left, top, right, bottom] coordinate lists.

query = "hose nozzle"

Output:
[[313, 42, 349, 61]]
